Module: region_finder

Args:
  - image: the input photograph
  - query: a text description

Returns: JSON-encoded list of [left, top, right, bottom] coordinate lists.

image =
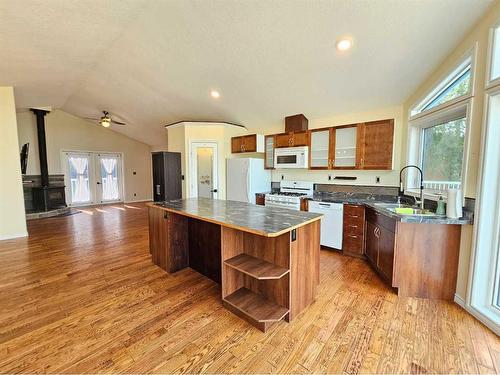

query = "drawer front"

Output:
[[365, 208, 396, 233], [344, 220, 364, 236], [344, 204, 364, 218], [343, 233, 364, 254]]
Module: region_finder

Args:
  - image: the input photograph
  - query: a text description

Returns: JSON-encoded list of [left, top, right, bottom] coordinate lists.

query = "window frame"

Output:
[[406, 100, 472, 200], [410, 48, 476, 120], [467, 85, 500, 335], [486, 21, 500, 89]]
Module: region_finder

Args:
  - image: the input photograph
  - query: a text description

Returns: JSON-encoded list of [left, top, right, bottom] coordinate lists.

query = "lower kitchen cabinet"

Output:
[[364, 207, 396, 283], [342, 204, 365, 257], [364, 206, 462, 300]]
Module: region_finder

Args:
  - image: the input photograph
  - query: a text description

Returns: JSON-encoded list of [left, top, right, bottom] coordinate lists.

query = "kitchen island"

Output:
[[147, 198, 322, 332]]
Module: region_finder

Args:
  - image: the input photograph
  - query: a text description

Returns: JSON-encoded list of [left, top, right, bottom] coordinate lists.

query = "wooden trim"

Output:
[[164, 120, 246, 129], [147, 202, 321, 238]]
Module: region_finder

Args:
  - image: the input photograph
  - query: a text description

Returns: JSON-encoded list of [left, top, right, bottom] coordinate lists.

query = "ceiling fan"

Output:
[[85, 111, 126, 127]]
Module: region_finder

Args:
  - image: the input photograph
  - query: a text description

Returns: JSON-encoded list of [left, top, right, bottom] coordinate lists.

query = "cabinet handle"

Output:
[[374, 227, 380, 238], [349, 225, 358, 228], [348, 234, 359, 238]]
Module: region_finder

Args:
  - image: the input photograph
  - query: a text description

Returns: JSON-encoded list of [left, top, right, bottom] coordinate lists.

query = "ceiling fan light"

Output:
[[100, 118, 111, 127]]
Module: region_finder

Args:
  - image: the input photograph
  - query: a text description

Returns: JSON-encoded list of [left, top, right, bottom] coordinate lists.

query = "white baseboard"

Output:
[[0, 231, 28, 241], [124, 199, 153, 203]]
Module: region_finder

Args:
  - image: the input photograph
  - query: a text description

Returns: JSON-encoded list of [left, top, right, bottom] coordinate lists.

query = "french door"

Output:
[[63, 151, 123, 206]]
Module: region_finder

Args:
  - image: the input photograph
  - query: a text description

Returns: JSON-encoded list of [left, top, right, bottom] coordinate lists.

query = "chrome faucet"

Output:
[[399, 165, 425, 209]]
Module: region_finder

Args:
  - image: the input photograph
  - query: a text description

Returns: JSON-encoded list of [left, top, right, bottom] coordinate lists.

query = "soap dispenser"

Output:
[[436, 195, 446, 216]]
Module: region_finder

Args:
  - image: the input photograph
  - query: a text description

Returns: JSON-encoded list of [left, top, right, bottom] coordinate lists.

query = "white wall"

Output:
[[271, 106, 404, 186], [16, 109, 153, 203], [0, 87, 27, 240]]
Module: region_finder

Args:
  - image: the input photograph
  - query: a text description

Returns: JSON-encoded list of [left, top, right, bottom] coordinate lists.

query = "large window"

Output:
[[408, 55, 472, 194], [421, 117, 466, 187], [489, 24, 500, 84]]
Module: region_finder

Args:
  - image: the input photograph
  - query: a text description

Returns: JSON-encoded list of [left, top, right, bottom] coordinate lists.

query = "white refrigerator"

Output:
[[226, 158, 271, 204]]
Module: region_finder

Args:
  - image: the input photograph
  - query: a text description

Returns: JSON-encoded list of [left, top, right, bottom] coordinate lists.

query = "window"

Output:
[[408, 54, 473, 195], [489, 24, 500, 84], [411, 57, 472, 116], [421, 117, 466, 187]]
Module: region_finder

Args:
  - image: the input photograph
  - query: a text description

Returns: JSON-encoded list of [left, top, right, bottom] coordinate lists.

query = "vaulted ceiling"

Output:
[[1, 0, 493, 147]]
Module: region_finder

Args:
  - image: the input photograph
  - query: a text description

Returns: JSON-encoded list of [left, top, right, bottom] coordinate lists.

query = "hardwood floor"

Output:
[[0, 203, 498, 374]]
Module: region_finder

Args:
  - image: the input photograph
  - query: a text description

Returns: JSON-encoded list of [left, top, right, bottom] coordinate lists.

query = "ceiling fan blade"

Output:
[[111, 120, 127, 125], [84, 117, 100, 121]]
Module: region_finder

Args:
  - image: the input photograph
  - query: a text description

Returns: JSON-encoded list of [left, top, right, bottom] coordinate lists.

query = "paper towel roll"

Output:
[[446, 189, 462, 219]]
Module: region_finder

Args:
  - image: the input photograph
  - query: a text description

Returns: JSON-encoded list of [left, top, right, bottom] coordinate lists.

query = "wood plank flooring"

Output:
[[0, 203, 498, 374]]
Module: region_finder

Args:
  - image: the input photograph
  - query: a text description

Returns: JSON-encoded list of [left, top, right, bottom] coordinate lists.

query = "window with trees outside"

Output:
[[408, 56, 472, 193]]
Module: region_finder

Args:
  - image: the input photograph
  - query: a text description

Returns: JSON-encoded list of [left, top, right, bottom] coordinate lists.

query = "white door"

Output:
[[63, 151, 124, 206], [96, 153, 123, 203], [65, 152, 93, 206], [189, 142, 219, 199]]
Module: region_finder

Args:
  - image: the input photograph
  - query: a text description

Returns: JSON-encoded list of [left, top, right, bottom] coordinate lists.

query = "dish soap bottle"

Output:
[[436, 195, 446, 216]]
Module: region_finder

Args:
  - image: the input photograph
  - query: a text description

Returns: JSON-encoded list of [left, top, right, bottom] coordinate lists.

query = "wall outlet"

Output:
[[376, 176, 381, 184], [134, 193, 137, 197], [133, 171, 137, 175]]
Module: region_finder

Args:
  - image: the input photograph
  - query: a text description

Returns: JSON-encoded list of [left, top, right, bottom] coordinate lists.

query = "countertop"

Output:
[[309, 194, 471, 225], [149, 198, 322, 237]]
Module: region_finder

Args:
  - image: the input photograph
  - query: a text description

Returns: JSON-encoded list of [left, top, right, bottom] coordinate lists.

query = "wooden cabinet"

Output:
[[285, 114, 308, 132], [358, 119, 394, 170], [255, 194, 265, 206], [342, 204, 365, 257], [231, 134, 264, 153], [152, 152, 182, 202], [333, 125, 359, 169], [364, 207, 396, 283], [264, 135, 275, 169], [275, 131, 309, 148], [309, 128, 333, 169], [148, 207, 189, 273]]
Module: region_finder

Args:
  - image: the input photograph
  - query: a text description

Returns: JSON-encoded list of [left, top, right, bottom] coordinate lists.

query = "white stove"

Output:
[[265, 181, 314, 210]]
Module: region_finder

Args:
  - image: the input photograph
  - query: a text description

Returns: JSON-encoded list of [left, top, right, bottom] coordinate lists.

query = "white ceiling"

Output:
[[1, 0, 493, 147]]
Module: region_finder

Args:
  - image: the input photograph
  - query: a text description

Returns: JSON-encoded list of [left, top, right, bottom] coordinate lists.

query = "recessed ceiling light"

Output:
[[336, 38, 352, 51], [210, 90, 220, 99]]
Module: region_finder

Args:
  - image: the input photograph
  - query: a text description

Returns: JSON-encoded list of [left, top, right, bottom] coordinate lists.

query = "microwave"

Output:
[[274, 146, 309, 169]]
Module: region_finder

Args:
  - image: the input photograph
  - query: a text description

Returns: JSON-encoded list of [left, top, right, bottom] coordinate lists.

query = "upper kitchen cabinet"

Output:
[[309, 128, 333, 169], [231, 134, 264, 153], [333, 125, 358, 169], [357, 119, 394, 170], [264, 135, 275, 169], [275, 131, 309, 148], [285, 114, 308, 133]]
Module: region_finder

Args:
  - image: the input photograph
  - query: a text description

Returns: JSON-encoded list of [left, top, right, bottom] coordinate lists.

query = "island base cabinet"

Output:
[[148, 207, 189, 273], [221, 221, 320, 332]]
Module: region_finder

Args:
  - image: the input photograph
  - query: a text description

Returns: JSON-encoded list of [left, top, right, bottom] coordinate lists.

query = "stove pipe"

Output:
[[30, 108, 50, 187]]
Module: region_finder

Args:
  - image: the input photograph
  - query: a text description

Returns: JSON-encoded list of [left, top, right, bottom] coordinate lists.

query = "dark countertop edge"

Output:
[[308, 197, 471, 225], [147, 201, 323, 238]]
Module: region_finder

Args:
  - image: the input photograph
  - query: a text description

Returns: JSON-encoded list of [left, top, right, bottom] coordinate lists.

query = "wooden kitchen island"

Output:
[[147, 198, 322, 332]]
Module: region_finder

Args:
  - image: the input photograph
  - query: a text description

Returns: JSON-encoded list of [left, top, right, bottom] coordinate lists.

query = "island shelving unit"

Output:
[[147, 198, 322, 332]]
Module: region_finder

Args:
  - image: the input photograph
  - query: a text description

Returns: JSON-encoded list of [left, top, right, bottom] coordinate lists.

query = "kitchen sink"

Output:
[[388, 207, 436, 216], [373, 203, 412, 209]]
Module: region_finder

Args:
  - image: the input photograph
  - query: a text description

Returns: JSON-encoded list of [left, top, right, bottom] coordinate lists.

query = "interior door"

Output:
[[190, 142, 218, 199], [64, 152, 94, 206], [96, 153, 123, 203]]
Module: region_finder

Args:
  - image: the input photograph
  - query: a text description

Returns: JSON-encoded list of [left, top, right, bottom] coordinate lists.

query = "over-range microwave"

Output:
[[274, 146, 309, 169]]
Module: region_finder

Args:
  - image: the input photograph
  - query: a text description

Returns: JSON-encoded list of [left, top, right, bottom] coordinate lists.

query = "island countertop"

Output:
[[148, 198, 322, 237]]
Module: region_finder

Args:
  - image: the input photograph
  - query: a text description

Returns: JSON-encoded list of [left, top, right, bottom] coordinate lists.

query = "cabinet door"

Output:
[[309, 129, 332, 169], [334, 126, 357, 168], [242, 135, 257, 152], [359, 119, 394, 170], [291, 131, 308, 146], [231, 137, 243, 153], [378, 226, 395, 283], [365, 221, 378, 265], [275, 133, 291, 148], [264, 135, 275, 169]]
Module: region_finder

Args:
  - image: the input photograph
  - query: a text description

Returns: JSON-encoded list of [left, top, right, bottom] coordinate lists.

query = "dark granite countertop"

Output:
[[310, 193, 471, 225], [150, 198, 322, 237]]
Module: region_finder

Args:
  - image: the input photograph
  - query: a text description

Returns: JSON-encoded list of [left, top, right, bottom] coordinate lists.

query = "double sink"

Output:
[[373, 202, 437, 217]]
